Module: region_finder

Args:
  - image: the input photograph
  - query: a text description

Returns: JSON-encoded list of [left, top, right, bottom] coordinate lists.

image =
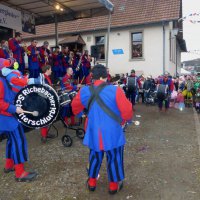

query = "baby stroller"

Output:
[[48, 89, 85, 147], [144, 89, 157, 105]]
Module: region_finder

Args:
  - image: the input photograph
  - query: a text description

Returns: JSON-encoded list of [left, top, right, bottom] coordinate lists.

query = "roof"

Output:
[[58, 35, 86, 45], [0, 0, 114, 25], [23, 0, 182, 39]]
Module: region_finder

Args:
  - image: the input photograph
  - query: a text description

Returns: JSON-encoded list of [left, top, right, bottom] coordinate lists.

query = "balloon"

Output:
[[13, 62, 19, 70]]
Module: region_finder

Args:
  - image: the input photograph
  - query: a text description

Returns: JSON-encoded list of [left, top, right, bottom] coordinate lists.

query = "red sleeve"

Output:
[[10, 77, 28, 87], [71, 90, 85, 115], [0, 49, 6, 58], [8, 39, 17, 52], [0, 81, 9, 112], [170, 81, 174, 92], [62, 77, 73, 90], [116, 87, 133, 120]]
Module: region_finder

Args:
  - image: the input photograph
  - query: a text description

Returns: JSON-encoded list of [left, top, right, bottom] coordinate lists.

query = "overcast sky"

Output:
[[182, 0, 200, 61]]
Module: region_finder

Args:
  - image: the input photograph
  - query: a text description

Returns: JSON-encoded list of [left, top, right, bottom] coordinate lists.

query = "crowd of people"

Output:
[[0, 32, 92, 84], [0, 32, 200, 195], [115, 71, 200, 112]]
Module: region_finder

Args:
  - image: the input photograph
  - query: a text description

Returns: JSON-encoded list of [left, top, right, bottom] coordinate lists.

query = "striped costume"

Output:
[[72, 80, 133, 182], [0, 77, 28, 165]]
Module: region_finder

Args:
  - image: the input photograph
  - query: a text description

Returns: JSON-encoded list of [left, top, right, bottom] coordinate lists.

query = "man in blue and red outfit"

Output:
[[27, 39, 40, 78], [8, 32, 25, 74], [158, 74, 174, 111], [38, 41, 51, 69], [81, 50, 91, 84], [72, 64, 133, 195], [62, 46, 70, 75], [40, 65, 57, 143], [0, 40, 12, 59], [0, 58, 37, 182], [62, 67, 81, 125], [125, 69, 141, 106], [52, 46, 63, 79]]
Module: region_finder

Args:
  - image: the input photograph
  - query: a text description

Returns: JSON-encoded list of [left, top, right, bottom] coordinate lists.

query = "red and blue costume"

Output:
[[52, 52, 63, 78], [0, 58, 36, 181], [2, 68, 28, 93], [27, 45, 40, 78], [0, 77, 28, 170], [158, 78, 174, 110], [125, 75, 141, 105], [40, 74, 52, 140], [19, 47, 26, 74], [0, 48, 10, 59], [62, 52, 70, 75], [72, 54, 81, 81], [61, 74, 77, 125], [8, 39, 24, 74], [81, 54, 91, 84], [72, 80, 133, 186], [39, 46, 51, 68]]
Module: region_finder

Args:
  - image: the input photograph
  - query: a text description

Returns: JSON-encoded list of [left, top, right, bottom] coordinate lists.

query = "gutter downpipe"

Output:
[[162, 21, 166, 74]]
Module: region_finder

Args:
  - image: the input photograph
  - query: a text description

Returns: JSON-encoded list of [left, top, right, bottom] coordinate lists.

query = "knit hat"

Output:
[[131, 69, 135, 73], [0, 58, 15, 70]]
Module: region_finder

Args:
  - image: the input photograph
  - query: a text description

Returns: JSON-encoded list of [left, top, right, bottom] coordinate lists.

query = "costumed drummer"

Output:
[[125, 69, 141, 107], [8, 32, 25, 74], [40, 65, 57, 143], [27, 39, 40, 78], [0, 58, 37, 182], [158, 74, 174, 112], [72, 64, 133, 195], [61, 67, 81, 125]]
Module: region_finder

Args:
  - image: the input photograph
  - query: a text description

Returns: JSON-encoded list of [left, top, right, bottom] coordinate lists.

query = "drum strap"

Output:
[[86, 83, 122, 124]]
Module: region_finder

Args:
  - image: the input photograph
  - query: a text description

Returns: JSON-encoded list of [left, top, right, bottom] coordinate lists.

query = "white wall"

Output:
[[29, 23, 182, 78], [80, 25, 165, 77]]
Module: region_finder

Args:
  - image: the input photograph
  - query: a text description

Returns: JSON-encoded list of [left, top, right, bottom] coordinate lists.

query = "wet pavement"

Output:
[[0, 104, 200, 200]]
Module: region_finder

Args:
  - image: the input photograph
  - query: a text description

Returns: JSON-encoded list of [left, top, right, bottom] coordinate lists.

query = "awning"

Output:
[[0, 0, 114, 25], [180, 68, 191, 75], [59, 35, 86, 45]]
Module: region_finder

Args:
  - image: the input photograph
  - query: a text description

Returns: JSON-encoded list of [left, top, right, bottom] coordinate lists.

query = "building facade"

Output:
[[23, 0, 186, 77]]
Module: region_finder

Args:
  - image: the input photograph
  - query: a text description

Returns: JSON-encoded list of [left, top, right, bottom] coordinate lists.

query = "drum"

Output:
[[15, 84, 60, 128], [127, 77, 137, 92], [59, 92, 71, 106], [68, 91, 77, 100], [157, 84, 169, 100]]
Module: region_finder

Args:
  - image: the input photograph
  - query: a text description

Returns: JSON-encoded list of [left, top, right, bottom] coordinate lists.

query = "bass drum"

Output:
[[15, 84, 60, 128]]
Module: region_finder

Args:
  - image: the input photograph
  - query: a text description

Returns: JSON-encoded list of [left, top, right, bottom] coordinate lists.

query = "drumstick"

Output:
[[78, 77, 79, 84], [80, 76, 85, 84], [23, 110, 39, 117]]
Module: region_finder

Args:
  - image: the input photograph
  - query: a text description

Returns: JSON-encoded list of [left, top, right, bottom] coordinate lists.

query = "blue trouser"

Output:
[[158, 98, 170, 109], [4, 124, 28, 164], [88, 146, 124, 182], [126, 90, 136, 105]]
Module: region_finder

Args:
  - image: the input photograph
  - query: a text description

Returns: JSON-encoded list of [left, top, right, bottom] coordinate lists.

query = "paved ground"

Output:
[[0, 104, 200, 200]]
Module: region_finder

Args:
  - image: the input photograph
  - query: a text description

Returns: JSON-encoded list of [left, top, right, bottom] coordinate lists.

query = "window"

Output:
[[95, 36, 105, 60], [131, 32, 143, 59]]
